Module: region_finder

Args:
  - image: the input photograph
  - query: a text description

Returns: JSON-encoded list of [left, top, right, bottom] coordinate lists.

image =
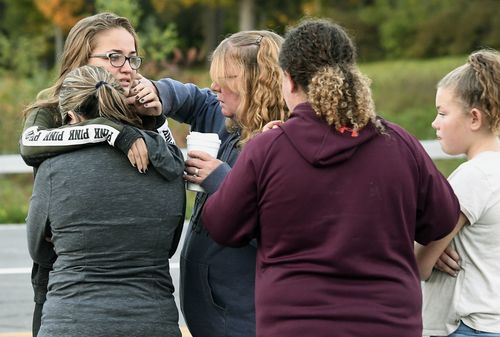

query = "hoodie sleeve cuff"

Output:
[[201, 162, 231, 195], [115, 125, 142, 154], [154, 114, 167, 129]]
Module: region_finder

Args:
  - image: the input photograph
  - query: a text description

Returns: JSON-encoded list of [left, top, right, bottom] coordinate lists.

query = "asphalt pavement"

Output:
[[0, 223, 191, 337]]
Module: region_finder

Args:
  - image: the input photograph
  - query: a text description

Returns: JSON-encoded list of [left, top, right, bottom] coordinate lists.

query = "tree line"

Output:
[[0, 0, 498, 77]]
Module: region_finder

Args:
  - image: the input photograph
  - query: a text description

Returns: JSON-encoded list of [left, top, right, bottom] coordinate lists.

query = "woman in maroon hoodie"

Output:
[[202, 19, 460, 337]]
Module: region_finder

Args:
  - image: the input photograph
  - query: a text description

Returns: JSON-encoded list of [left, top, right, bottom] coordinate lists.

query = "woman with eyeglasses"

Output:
[[138, 30, 287, 337], [20, 12, 185, 336], [21, 12, 179, 174]]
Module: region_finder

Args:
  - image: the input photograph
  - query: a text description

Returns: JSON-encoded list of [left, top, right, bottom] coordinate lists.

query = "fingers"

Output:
[[128, 83, 162, 116], [184, 156, 223, 184], [136, 138, 149, 171], [185, 166, 200, 177], [434, 251, 461, 277], [262, 120, 284, 132], [134, 73, 144, 81], [444, 245, 460, 262], [435, 258, 459, 277], [127, 138, 149, 173], [442, 251, 461, 270], [187, 150, 216, 161]]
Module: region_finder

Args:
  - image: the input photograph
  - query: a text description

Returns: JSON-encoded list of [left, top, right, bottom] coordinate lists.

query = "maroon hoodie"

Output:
[[203, 102, 459, 337]]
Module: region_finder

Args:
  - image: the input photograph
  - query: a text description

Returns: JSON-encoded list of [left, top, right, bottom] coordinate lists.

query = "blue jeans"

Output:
[[446, 322, 500, 337]]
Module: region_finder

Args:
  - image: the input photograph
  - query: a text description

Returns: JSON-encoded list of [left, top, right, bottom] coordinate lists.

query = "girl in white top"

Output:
[[415, 49, 500, 337]]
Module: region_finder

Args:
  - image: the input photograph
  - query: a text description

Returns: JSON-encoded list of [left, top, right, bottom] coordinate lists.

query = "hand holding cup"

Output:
[[185, 132, 221, 192]]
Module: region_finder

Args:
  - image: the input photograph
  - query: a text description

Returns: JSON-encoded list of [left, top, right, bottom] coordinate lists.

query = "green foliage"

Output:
[[1, 0, 499, 69], [139, 17, 179, 63], [0, 71, 55, 154], [0, 0, 48, 36], [0, 55, 470, 223], [0, 174, 33, 224], [0, 33, 48, 76], [94, 0, 142, 27], [360, 55, 466, 139], [434, 159, 466, 178], [323, 0, 500, 61]]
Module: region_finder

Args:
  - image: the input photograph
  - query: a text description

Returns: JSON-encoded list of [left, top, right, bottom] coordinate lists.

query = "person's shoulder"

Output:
[[381, 119, 416, 140], [48, 144, 113, 165], [248, 127, 285, 149], [24, 105, 60, 126], [26, 105, 59, 117], [453, 152, 500, 180], [379, 119, 425, 152]]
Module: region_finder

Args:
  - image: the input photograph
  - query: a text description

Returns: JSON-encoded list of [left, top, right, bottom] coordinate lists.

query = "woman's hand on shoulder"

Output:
[[262, 120, 284, 132], [127, 74, 162, 116]]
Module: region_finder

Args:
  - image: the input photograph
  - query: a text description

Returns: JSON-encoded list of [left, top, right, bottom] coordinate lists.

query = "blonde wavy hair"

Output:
[[59, 65, 142, 128], [23, 12, 138, 120], [280, 19, 382, 133], [438, 49, 500, 134], [209, 30, 288, 147]]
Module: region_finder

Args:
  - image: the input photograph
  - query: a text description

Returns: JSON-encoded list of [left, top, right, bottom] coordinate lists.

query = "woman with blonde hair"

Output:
[[202, 19, 460, 337], [139, 30, 287, 337], [416, 49, 500, 337], [27, 64, 185, 337]]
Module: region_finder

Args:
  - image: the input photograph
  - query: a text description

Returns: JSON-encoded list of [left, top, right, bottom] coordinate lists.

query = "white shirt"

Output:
[[423, 151, 500, 335]]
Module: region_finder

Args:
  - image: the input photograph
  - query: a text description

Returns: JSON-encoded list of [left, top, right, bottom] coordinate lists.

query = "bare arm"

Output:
[[414, 212, 468, 280]]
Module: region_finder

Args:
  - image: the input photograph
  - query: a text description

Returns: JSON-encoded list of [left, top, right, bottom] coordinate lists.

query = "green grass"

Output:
[[361, 55, 466, 139], [0, 174, 33, 224], [0, 55, 469, 223], [434, 158, 466, 178], [0, 72, 53, 154]]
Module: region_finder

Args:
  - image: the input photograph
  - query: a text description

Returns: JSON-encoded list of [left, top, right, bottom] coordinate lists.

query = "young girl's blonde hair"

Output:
[[59, 65, 142, 127], [438, 49, 500, 133]]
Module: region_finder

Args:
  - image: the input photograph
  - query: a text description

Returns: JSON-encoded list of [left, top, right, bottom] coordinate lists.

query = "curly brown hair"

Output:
[[279, 19, 380, 132], [438, 49, 500, 133], [209, 30, 288, 147]]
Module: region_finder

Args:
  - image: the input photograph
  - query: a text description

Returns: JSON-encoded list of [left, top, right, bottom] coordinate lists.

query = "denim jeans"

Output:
[[445, 322, 500, 337]]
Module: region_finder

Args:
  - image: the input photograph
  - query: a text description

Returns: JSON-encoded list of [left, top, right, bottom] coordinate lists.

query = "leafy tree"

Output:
[[95, 0, 142, 27], [34, 0, 84, 31], [0, 0, 53, 73], [34, 0, 85, 62], [0, 33, 48, 76], [139, 17, 180, 77]]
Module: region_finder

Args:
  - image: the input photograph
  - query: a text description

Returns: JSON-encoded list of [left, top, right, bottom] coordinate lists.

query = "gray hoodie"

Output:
[[27, 144, 185, 337]]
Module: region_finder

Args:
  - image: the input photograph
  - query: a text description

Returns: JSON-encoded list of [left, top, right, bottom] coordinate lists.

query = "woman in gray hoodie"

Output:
[[27, 65, 185, 337]]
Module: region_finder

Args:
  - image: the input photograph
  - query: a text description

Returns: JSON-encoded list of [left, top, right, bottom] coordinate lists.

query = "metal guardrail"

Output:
[[0, 154, 33, 174], [0, 141, 463, 175]]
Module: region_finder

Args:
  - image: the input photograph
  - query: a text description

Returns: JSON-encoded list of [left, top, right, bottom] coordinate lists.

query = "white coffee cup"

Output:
[[186, 132, 221, 192]]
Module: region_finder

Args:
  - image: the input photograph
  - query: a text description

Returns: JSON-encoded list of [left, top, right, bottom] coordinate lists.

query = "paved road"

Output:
[[0, 223, 190, 337]]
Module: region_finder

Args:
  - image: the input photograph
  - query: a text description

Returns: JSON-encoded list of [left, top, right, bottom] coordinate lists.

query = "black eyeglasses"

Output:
[[90, 52, 142, 70]]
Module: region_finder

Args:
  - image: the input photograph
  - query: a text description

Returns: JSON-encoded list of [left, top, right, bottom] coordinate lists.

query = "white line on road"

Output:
[[0, 263, 180, 275], [0, 268, 31, 275]]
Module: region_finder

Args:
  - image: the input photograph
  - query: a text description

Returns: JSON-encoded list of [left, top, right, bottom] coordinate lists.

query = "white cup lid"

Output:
[[187, 132, 221, 143]]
